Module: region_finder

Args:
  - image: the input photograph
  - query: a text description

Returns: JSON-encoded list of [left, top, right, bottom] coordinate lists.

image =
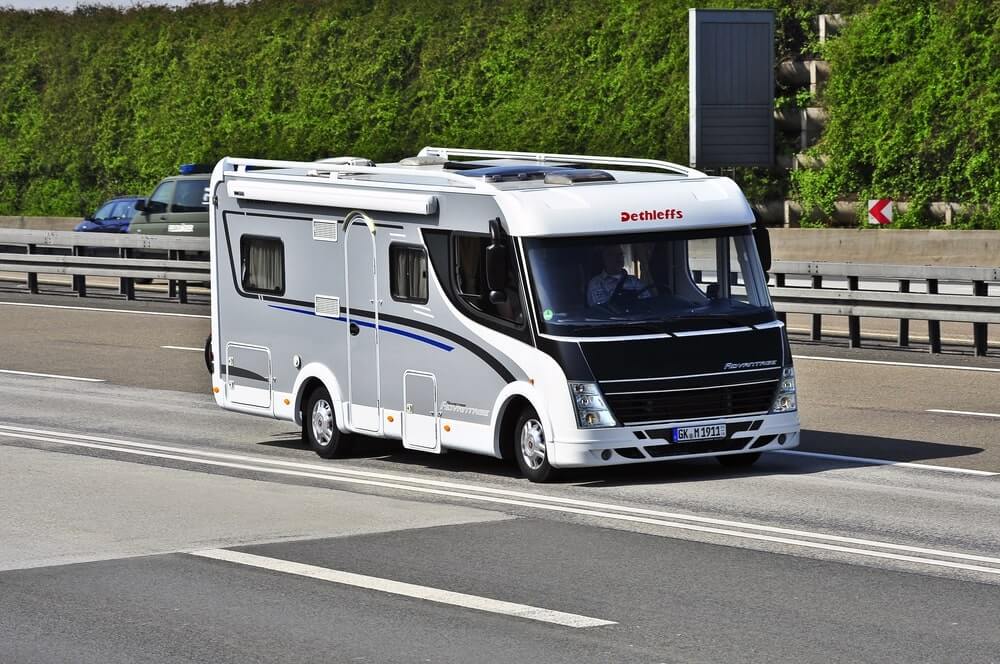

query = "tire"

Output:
[[204, 334, 214, 374], [716, 451, 761, 468], [304, 386, 351, 459], [514, 408, 556, 483]]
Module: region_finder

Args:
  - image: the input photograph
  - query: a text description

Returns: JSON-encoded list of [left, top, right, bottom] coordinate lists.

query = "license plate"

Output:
[[672, 424, 727, 442]]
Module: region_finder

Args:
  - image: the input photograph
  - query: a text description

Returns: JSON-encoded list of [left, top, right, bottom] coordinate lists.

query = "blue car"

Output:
[[74, 197, 142, 233]]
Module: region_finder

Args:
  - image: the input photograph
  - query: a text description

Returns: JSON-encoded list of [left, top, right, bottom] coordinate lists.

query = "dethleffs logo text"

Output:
[[620, 208, 684, 222]]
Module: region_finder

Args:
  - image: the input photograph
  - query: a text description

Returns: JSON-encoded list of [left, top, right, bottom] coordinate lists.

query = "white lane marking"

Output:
[[928, 409, 1000, 419], [787, 326, 998, 347], [0, 301, 209, 319], [190, 549, 614, 628], [161, 345, 203, 352], [0, 369, 104, 383], [2, 424, 999, 574], [775, 450, 998, 477], [793, 355, 1000, 373]]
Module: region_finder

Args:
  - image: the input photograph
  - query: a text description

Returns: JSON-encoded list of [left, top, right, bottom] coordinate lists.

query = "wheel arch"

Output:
[[491, 384, 551, 460], [292, 363, 346, 430]]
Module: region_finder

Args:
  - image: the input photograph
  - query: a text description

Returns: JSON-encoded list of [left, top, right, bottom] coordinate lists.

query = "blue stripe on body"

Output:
[[267, 305, 454, 352]]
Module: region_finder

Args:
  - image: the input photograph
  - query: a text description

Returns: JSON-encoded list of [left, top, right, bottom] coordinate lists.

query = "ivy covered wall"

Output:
[[795, 1, 1000, 228], [9, 0, 990, 229]]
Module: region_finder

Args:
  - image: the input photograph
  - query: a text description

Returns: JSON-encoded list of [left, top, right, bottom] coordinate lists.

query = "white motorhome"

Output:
[[208, 147, 799, 481]]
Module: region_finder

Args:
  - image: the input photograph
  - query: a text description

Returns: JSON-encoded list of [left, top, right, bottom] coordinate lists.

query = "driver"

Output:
[[586, 245, 652, 306]]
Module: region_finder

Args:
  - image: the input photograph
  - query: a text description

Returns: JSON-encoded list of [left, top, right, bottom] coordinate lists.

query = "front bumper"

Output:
[[546, 411, 800, 468]]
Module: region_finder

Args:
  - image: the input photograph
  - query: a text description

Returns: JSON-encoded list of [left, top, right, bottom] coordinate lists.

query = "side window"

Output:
[[172, 180, 210, 213], [452, 233, 524, 325], [146, 181, 174, 214], [389, 244, 429, 304], [240, 235, 285, 295], [454, 235, 487, 300]]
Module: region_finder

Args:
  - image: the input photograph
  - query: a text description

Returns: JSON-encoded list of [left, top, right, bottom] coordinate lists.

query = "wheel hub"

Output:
[[520, 419, 546, 470], [312, 399, 334, 446]]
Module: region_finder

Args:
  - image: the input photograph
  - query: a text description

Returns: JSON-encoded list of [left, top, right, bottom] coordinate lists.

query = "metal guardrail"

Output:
[[0, 229, 209, 303], [768, 260, 998, 356], [0, 230, 996, 354]]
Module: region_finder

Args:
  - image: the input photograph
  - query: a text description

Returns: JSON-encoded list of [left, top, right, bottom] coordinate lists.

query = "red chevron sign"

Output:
[[868, 198, 893, 225]]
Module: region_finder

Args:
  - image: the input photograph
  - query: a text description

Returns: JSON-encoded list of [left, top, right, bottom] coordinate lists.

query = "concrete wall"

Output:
[[2, 217, 997, 267], [770, 229, 1000, 267], [0, 216, 80, 231]]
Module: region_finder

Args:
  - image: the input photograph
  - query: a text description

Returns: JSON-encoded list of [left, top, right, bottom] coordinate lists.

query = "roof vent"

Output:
[[543, 169, 615, 185], [400, 155, 449, 166], [457, 165, 569, 183], [317, 156, 375, 167]]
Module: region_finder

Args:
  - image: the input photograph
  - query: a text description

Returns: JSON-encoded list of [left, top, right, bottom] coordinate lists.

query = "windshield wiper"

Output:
[[554, 320, 665, 335], [672, 311, 762, 329]]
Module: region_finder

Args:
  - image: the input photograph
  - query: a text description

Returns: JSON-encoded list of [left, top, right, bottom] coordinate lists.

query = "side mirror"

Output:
[[134, 199, 147, 213], [486, 217, 508, 303], [753, 224, 772, 273]]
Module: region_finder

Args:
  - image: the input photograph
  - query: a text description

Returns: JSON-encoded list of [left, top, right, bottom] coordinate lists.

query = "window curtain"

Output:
[[244, 241, 283, 292]]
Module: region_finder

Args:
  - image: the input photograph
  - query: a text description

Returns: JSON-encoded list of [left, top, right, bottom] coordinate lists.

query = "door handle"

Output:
[[349, 323, 360, 336]]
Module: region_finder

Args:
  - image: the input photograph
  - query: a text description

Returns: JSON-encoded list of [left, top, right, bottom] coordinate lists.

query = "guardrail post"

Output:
[[25, 243, 38, 294], [847, 276, 861, 347], [897, 280, 910, 347], [71, 246, 87, 297], [927, 279, 941, 353], [811, 275, 823, 341], [119, 248, 129, 295], [167, 249, 177, 298], [973, 280, 988, 356], [773, 273, 786, 325]]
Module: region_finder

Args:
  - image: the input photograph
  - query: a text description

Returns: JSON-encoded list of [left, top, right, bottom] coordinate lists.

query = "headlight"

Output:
[[770, 366, 797, 413], [568, 382, 617, 428]]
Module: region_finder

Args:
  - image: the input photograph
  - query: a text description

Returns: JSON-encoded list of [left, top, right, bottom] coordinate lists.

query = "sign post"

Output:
[[867, 198, 893, 225]]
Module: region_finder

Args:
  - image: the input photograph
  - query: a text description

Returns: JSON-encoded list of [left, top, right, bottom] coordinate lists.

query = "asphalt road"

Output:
[[1, 293, 999, 662]]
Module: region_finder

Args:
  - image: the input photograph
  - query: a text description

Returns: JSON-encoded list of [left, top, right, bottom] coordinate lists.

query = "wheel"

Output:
[[203, 335, 214, 374], [716, 451, 761, 468], [304, 386, 351, 459], [514, 408, 556, 483]]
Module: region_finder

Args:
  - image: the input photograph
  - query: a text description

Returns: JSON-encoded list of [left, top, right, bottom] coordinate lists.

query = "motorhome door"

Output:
[[345, 218, 380, 432]]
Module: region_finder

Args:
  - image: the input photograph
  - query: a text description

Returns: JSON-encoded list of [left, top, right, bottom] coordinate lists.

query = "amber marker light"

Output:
[[212, 387, 220, 394], [387, 415, 395, 423], [283, 398, 291, 406], [443, 424, 451, 432]]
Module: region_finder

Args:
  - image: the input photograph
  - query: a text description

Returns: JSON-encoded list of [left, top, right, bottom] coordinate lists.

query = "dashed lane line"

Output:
[[793, 355, 1000, 373], [775, 449, 998, 477], [0, 301, 209, 319], [928, 409, 1000, 419], [0, 369, 104, 382]]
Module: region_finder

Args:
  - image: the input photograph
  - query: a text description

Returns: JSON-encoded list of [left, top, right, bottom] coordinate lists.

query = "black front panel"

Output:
[[582, 327, 784, 424], [581, 327, 784, 381]]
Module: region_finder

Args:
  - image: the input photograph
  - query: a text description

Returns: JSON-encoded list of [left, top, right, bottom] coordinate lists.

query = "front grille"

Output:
[[604, 380, 778, 425]]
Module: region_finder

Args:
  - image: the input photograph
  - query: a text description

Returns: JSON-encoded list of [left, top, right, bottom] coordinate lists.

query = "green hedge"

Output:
[[794, 1, 1000, 228], [1, 0, 862, 216]]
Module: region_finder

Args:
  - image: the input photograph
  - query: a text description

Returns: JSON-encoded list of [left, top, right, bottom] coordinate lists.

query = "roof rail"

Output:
[[417, 147, 706, 178], [222, 157, 499, 193]]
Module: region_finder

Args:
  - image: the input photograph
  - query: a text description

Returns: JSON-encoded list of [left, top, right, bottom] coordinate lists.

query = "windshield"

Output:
[[523, 227, 774, 337], [93, 200, 138, 221]]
